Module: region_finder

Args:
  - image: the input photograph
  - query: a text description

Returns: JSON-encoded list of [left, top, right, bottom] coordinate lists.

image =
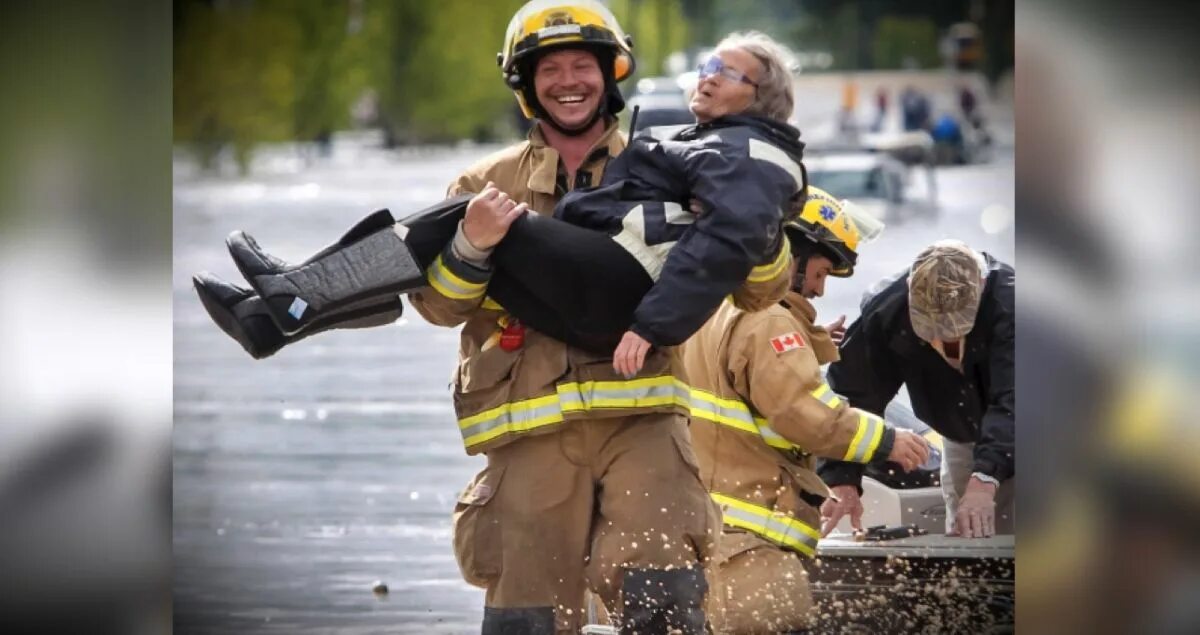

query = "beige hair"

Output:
[[714, 31, 796, 123]]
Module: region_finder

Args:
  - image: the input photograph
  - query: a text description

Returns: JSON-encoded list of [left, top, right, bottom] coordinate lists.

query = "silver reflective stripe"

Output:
[[559, 378, 682, 411], [663, 201, 695, 226], [688, 390, 760, 434], [716, 496, 819, 556], [427, 256, 485, 299], [846, 412, 884, 463], [691, 390, 799, 450], [757, 424, 794, 450], [611, 204, 675, 281], [810, 383, 842, 409], [459, 399, 564, 445], [749, 137, 804, 190], [760, 513, 819, 555]]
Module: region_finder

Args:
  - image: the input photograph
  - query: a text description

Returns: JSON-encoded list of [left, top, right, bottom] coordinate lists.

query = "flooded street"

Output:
[[173, 133, 1013, 634]]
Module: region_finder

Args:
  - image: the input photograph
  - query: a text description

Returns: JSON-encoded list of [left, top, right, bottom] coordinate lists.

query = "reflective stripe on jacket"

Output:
[[682, 292, 899, 555], [556, 115, 806, 346], [410, 122, 794, 455], [710, 493, 821, 557], [409, 123, 690, 455]]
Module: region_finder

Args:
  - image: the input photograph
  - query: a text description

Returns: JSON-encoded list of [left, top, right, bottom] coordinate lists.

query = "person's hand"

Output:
[[824, 314, 847, 345], [612, 330, 652, 378], [688, 198, 705, 215], [950, 476, 997, 538], [886, 429, 930, 472], [463, 182, 528, 250], [820, 484, 864, 537]]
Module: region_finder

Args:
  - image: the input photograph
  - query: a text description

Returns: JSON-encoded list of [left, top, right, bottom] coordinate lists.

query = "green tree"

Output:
[[287, 0, 365, 143], [872, 15, 940, 69], [174, 1, 301, 172], [611, 0, 691, 77], [174, 1, 367, 172], [402, 0, 525, 143]]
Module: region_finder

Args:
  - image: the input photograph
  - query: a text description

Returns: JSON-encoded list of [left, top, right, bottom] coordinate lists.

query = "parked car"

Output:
[[805, 150, 938, 222], [632, 75, 689, 98], [625, 92, 693, 133]]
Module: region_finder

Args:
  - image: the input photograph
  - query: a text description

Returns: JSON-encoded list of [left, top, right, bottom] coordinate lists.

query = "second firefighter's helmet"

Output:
[[786, 186, 884, 278], [498, 0, 636, 120]]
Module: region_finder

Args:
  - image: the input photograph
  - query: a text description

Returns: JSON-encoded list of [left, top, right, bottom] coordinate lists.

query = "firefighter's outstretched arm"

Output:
[[730, 312, 901, 463], [819, 314, 907, 490]]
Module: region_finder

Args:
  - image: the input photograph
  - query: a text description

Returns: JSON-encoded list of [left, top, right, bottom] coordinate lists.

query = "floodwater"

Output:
[[173, 129, 1013, 634]]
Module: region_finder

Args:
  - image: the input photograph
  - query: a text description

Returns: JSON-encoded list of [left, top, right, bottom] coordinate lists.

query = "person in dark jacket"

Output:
[[818, 239, 1014, 538], [199, 31, 807, 374]]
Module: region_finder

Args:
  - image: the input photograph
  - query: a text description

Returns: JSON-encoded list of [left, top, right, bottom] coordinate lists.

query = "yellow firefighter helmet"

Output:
[[787, 186, 884, 277], [498, 0, 636, 120]]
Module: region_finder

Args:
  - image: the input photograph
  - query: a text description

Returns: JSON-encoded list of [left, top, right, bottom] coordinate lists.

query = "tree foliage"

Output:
[[173, 0, 1012, 171]]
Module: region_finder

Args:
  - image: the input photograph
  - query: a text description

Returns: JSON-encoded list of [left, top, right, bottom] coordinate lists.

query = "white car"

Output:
[[805, 152, 937, 222]]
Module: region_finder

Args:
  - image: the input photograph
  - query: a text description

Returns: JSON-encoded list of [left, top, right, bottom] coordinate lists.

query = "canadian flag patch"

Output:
[[770, 331, 806, 353]]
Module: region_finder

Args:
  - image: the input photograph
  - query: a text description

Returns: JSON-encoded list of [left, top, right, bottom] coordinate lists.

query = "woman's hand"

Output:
[[463, 181, 527, 250], [612, 330, 653, 378], [824, 314, 847, 345]]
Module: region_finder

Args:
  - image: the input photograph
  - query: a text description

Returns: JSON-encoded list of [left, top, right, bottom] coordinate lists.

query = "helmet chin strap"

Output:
[[788, 232, 815, 294], [790, 266, 808, 295]]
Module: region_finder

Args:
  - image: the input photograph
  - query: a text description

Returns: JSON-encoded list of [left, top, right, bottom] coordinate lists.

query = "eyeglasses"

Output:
[[697, 55, 758, 87]]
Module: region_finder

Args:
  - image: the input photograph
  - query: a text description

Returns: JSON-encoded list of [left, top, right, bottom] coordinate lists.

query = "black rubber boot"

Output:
[[227, 195, 471, 335], [620, 567, 708, 635], [227, 208, 423, 335], [193, 271, 403, 359], [481, 606, 556, 635]]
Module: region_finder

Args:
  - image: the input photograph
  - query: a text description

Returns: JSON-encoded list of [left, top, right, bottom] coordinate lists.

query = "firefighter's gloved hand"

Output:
[[887, 429, 931, 472], [613, 330, 652, 378], [820, 484, 864, 537], [950, 477, 997, 538], [824, 314, 847, 345], [463, 181, 527, 250]]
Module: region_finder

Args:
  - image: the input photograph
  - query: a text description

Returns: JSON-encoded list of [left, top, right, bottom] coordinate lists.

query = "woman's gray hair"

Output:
[[715, 31, 796, 123]]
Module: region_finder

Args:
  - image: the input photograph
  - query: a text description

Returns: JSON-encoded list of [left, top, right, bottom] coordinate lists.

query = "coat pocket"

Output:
[[456, 343, 520, 394], [773, 464, 829, 531], [451, 465, 506, 588]]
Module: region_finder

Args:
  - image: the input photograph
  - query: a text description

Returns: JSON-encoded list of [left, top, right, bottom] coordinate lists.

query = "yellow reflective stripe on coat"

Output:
[[747, 235, 791, 282], [810, 382, 843, 409], [687, 387, 763, 436], [689, 388, 798, 451], [559, 376, 687, 412], [427, 255, 487, 300], [458, 375, 686, 449], [756, 424, 795, 450], [710, 492, 820, 557], [843, 411, 885, 463]]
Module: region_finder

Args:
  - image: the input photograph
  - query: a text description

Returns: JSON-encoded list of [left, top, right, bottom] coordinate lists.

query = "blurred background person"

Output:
[[870, 85, 889, 133], [900, 84, 931, 132]]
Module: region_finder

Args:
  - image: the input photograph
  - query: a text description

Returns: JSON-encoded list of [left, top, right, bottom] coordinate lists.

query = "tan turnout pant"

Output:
[[706, 531, 814, 634], [452, 413, 722, 634]]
